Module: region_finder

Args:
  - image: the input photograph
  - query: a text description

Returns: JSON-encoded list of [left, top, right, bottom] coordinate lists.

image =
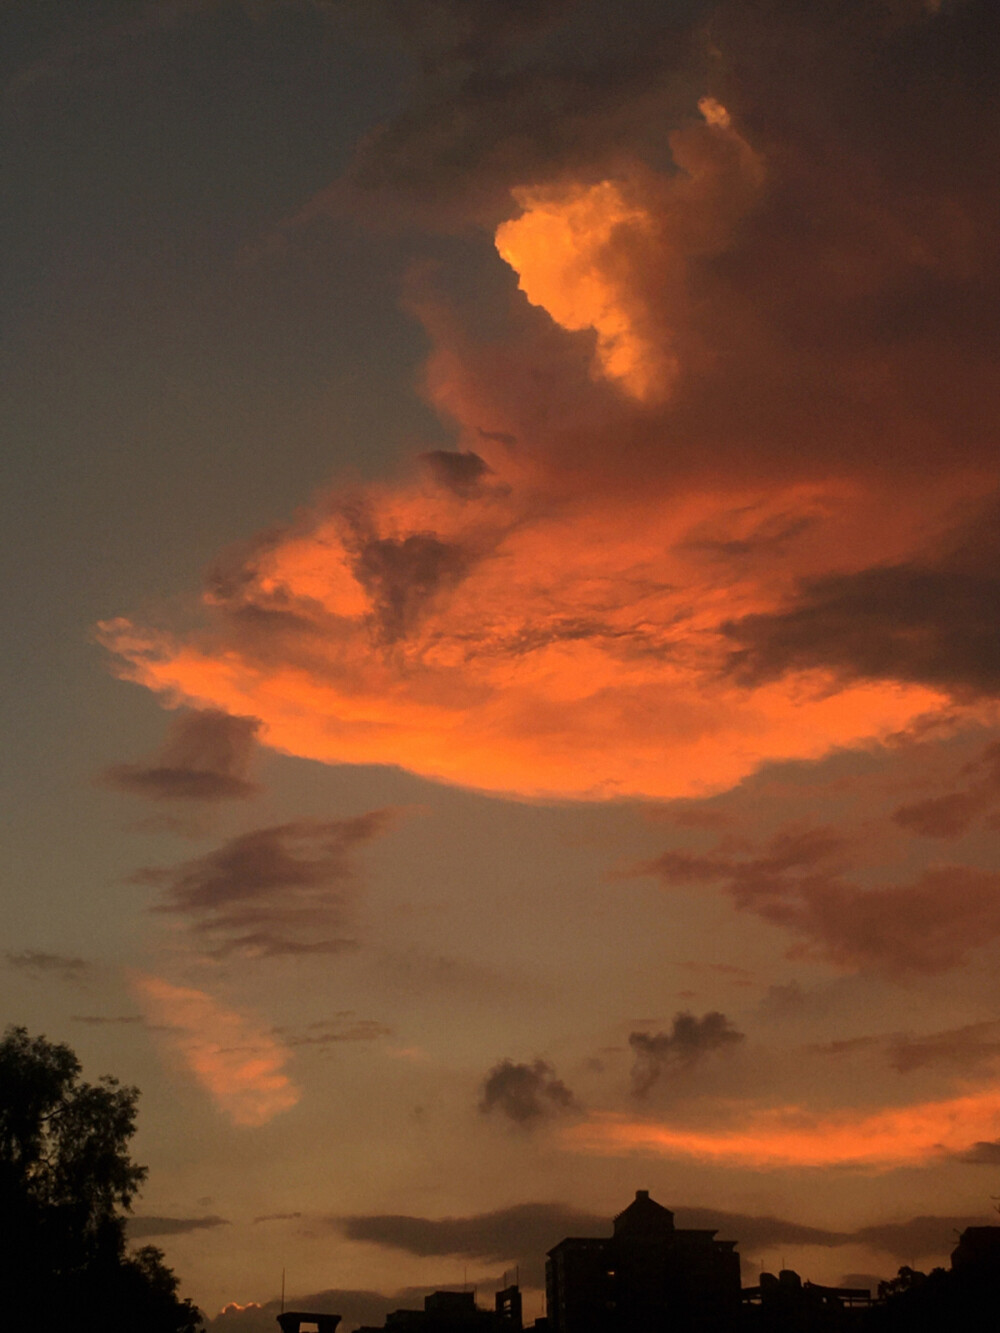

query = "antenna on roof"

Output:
[[281, 1268, 286, 1315]]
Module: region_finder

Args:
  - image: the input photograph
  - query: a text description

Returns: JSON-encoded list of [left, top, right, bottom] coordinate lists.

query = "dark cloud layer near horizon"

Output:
[[337, 1200, 990, 1284]]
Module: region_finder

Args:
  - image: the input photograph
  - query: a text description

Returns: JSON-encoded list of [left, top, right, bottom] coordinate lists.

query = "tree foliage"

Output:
[[0, 1025, 202, 1330]]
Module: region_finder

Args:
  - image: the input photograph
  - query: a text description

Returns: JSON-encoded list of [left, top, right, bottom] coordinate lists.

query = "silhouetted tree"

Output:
[[0, 1025, 202, 1330], [868, 1263, 995, 1333]]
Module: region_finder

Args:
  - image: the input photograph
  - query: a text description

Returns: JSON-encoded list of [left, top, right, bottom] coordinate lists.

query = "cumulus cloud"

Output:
[[133, 974, 299, 1126], [479, 1058, 577, 1124], [629, 1011, 745, 1096], [100, 1, 1000, 803], [131, 812, 393, 958], [642, 828, 1000, 975], [102, 709, 261, 802]]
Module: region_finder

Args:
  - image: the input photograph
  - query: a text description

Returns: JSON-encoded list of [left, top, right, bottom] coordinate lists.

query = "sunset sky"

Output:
[[4, 1, 1000, 1328]]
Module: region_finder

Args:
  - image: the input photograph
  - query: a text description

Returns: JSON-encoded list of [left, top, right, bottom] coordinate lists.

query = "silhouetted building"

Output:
[[277, 1315, 342, 1333], [742, 1269, 871, 1331], [496, 1283, 524, 1332], [950, 1226, 1000, 1275], [359, 1290, 503, 1333], [546, 1189, 741, 1333]]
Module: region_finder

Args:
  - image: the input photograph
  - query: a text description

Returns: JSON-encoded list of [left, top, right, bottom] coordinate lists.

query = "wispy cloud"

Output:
[[102, 709, 261, 803], [131, 812, 394, 958], [133, 974, 299, 1127], [6, 950, 92, 985], [640, 828, 1000, 975], [128, 1214, 230, 1238], [564, 1081, 1000, 1168]]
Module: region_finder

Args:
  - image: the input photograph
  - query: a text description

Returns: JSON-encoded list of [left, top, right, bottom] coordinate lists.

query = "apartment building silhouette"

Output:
[[546, 1190, 741, 1333]]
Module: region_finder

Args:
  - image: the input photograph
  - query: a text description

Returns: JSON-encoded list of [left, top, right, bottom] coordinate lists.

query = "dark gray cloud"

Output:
[[252, 1211, 303, 1224], [102, 708, 261, 802], [886, 1022, 1000, 1074], [339, 1202, 604, 1286], [351, 530, 474, 643], [274, 1016, 393, 1047], [71, 1014, 144, 1026], [5, 950, 92, 984], [419, 449, 493, 496], [335, 0, 699, 225], [337, 1200, 986, 1280], [629, 1011, 745, 1096], [643, 829, 1000, 974], [127, 1214, 230, 1239], [479, 1058, 577, 1124], [953, 1140, 1000, 1166], [852, 1217, 993, 1261], [132, 811, 394, 957], [808, 1021, 1000, 1075], [674, 1208, 846, 1252], [807, 1036, 881, 1060], [723, 501, 1000, 699], [893, 741, 1000, 838]]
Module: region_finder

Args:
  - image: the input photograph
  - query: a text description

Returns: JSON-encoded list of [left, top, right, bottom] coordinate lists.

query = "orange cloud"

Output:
[[97, 473, 951, 800], [563, 1086, 1000, 1168], [101, 24, 1000, 802], [133, 974, 299, 1127], [493, 100, 762, 403], [496, 179, 667, 400]]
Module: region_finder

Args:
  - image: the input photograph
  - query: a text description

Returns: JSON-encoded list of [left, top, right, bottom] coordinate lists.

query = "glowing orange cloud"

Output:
[[563, 1088, 1000, 1169], [100, 87, 996, 802], [496, 180, 667, 400], [133, 974, 299, 1127], [98, 474, 951, 801], [493, 100, 761, 403]]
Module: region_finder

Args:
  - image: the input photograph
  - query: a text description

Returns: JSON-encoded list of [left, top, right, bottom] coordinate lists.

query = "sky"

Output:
[[3, 0, 1000, 1327]]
